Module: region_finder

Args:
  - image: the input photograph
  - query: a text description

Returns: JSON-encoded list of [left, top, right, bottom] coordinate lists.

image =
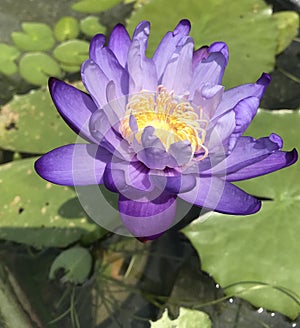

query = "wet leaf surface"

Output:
[[0, 157, 101, 248], [182, 109, 300, 319], [0, 87, 75, 153]]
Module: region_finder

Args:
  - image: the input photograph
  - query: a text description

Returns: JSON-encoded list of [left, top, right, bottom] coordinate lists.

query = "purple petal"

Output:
[[226, 148, 298, 181], [190, 51, 227, 96], [150, 168, 196, 194], [89, 33, 106, 58], [213, 73, 271, 121], [228, 96, 260, 151], [108, 23, 131, 67], [154, 19, 191, 80], [136, 126, 172, 169], [192, 46, 209, 70], [103, 158, 153, 197], [191, 83, 224, 118], [161, 36, 194, 95], [209, 42, 229, 65], [168, 141, 193, 166], [178, 176, 261, 215], [89, 109, 133, 161], [81, 59, 108, 108], [89, 34, 129, 97], [202, 135, 284, 177], [48, 78, 97, 143], [118, 192, 177, 237], [127, 21, 157, 93], [35, 144, 110, 186], [206, 110, 236, 153]]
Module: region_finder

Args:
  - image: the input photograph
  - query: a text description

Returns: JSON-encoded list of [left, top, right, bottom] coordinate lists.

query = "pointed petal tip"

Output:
[[209, 41, 229, 65], [257, 72, 271, 86], [174, 19, 191, 35], [134, 20, 150, 38], [288, 148, 298, 166]]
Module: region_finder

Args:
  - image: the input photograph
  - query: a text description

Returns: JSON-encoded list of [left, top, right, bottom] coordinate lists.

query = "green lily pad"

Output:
[[71, 0, 121, 13], [0, 87, 75, 153], [0, 44, 20, 75], [54, 16, 80, 42], [53, 40, 89, 66], [150, 308, 211, 328], [80, 16, 106, 37], [19, 53, 62, 86], [12, 22, 55, 51], [127, 0, 277, 88], [49, 247, 92, 284], [182, 109, 300, 319], [273, 11, 299, 54], [0, 158, 101, 248]]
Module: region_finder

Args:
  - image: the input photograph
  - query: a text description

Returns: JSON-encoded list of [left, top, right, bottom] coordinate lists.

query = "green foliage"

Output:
[[273, 11, 299, 54], [19, 53, 62, 86], [49, 247, 93, 284], [80, 16, 106, 37], [0, 158, 101, 248], [0, 44, 20, 75], [54, 17, 80, 42], [182, 109, 300, 319], [12, 23, 55, 52], [150, 308, 211, 328], [0, 87, 75, 153], [53, 40, 89, 68], [71, 0, 121, 13], [127, 0, 277, 88]]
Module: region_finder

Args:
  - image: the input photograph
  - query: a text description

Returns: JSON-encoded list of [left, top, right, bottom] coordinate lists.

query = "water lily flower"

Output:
[[35, 20, 298, 239]]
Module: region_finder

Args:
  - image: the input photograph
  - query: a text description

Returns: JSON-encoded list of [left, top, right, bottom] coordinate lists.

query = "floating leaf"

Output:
[[72, 0, 121, 13], [0, 87, 75, 153], [54, 16, 80, 42], [49, 247, 92, 284], [150, 308, 211, 328], [80, 16, 106, 37], [183, 109, 300, 319], [11, 22, 55, 51], [0, 158, 102, 248], [53, 40, 89, 66], [0, 44, 20, 75], [19, 53, 62, 86], [60, 63, 81, 73], [127, 0, 277, 88], [273, 11, 299, 54]]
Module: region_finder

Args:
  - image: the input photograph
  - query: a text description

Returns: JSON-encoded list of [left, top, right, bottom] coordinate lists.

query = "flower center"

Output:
[[120, 86, 208, 160]]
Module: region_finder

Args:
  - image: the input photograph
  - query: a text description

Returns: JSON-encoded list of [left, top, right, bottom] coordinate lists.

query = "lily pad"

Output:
[[182, 109, 300, 319], [11, 22, 55, 51], [0, 87, 75, 153], [49, 247, 92, 284], [273, 11, 299, 54], [0, 158, 101, 248], [54, 16, 80, 42], [19, 52, 62, 86], [71, 0, 121, 13], [80, 16, 106, 37], [127, 0, 277, 88], [150, 308, 211, 328], [53, 40, 89, 66], [0, 43, 20, 75]]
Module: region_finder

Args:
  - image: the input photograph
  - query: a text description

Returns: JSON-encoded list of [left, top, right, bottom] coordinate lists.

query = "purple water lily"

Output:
[[35, 20, 298, 238]]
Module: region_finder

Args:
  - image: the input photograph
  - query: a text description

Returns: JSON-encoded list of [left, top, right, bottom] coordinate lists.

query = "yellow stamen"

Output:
[[120, 86, 208, 162]]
